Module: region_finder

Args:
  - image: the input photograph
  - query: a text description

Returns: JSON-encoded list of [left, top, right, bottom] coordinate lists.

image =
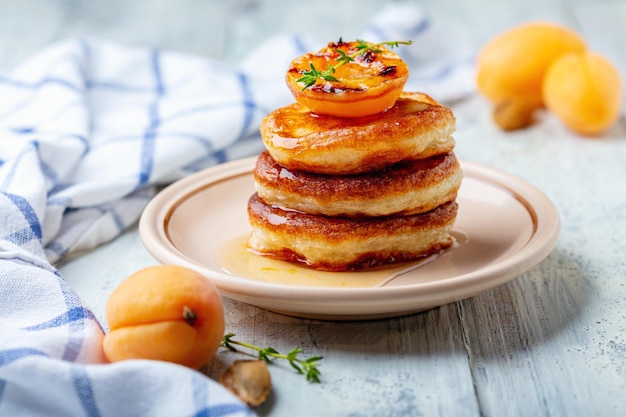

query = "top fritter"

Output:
[[260, 91, 456, 175]]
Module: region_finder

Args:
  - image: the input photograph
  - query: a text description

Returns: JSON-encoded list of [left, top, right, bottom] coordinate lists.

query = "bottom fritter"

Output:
[[247, 193, 458, 272]]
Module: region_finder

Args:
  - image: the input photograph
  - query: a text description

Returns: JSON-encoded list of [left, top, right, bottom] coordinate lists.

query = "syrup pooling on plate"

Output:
[[215, 231, 468, 288]]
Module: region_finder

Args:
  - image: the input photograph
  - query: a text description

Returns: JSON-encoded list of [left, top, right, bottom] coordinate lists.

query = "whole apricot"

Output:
[[542, 51, 623, 136], [477, 22, 586, 108], [103, 265, 225, 369]]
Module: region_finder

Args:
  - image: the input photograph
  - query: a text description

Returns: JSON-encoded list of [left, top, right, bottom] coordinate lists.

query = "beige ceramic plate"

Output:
[[139, 156, 560, 320]]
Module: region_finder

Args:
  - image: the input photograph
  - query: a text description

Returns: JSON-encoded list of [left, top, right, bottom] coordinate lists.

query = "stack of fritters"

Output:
[[247, 92, 463, 272]]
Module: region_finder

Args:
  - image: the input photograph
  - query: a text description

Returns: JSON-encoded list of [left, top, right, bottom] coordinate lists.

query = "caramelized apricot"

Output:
[[477, 22, 586, 108], [103, 265, 224, 369], [285, 40, 409, 118], [543, 51, 623, 136]]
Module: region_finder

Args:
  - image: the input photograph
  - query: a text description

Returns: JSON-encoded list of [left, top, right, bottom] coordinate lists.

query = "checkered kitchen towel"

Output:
[[0, 4, 474, 417]]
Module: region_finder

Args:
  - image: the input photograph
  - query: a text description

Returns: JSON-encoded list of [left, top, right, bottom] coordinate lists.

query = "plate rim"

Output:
[[139, 156, 561, 317]]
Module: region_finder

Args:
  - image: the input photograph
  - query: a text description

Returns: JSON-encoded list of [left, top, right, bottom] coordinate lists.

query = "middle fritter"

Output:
[[254, 150, 462, 218]]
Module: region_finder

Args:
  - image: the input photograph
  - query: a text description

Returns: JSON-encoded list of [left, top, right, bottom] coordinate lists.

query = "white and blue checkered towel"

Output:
[[0, 4, 474, 416]]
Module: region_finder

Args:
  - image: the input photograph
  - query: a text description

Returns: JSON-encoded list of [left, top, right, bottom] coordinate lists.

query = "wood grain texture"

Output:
[[3, 0, 624, 416]]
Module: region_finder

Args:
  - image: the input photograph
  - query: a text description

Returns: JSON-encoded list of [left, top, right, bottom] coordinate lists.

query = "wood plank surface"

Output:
[[2, 0, 625, 416]]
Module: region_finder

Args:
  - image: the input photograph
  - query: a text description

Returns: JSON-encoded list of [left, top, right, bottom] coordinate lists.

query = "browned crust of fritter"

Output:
[[248, 193, 457, 240], [260, 92, 456, 175], [253, 150, 463, 217], [247, 193, 458, 271], [250, 238, 455, 272]]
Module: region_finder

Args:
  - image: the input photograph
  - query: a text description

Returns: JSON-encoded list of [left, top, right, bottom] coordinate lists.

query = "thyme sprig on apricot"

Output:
[[221, 333, 323, 383], [296, 39, 413, 90]]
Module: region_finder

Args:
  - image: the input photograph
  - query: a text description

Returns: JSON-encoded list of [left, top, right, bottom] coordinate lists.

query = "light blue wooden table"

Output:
[[2, 0, 625, 416]]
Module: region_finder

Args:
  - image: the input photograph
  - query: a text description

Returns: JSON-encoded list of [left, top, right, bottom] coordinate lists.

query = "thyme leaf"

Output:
[[221, 332, 323, 383], [296, 63, 338, 89], [296, 39, 412, 90]]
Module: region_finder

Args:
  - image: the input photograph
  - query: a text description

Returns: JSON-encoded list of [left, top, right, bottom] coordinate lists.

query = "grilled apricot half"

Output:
[[286, 40, 410, 118]]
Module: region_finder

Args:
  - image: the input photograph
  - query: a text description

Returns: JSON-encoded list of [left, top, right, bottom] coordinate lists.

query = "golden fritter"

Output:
[[260, 92, 456, 175], [253, 150, 463, 217], [247, 193, 458, 272]]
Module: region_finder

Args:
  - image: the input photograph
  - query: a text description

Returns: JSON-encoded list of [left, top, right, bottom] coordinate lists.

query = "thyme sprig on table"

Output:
[[296, 39, 413, 90], [221, 332, 323, 383]]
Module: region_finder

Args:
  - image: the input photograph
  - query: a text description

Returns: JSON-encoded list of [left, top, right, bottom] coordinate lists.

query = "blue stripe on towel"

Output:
[[38, 159, 58, 185], [86, 81, 154, 92], [0, 75, 83, 95], [136, 49, 163, 189], [163, 100, 254, 123], [293, 34, 310, 54], [65, 134, 90, 155], [152, 49, 165, 96], [2, 227, 40, 247], [238, 72, 256, 140], [193, 404, 251, 417], [213, 150, 228, 164], [78, 38, 91, 79], [108, 205, 126, 232], [137, 104, 157, 188], [59, 284, 89, 362], [11, 126, 35, 134], [2, 193, 42, 244], [0, 142, 34, 190], [407, 18, 430, 38], [71, 367, 103, 417], [0, 348, 48, 366], [45, 241, 69, 259], [22, 306, 96, 331], [156, 133, 217, 154]]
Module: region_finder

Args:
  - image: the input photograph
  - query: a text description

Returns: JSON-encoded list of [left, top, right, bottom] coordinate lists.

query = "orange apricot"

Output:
[[285, 40, 409, 118], [103, 265, 225, 369], [542, 51, 623, 136], [477, 22, 586, 108]]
